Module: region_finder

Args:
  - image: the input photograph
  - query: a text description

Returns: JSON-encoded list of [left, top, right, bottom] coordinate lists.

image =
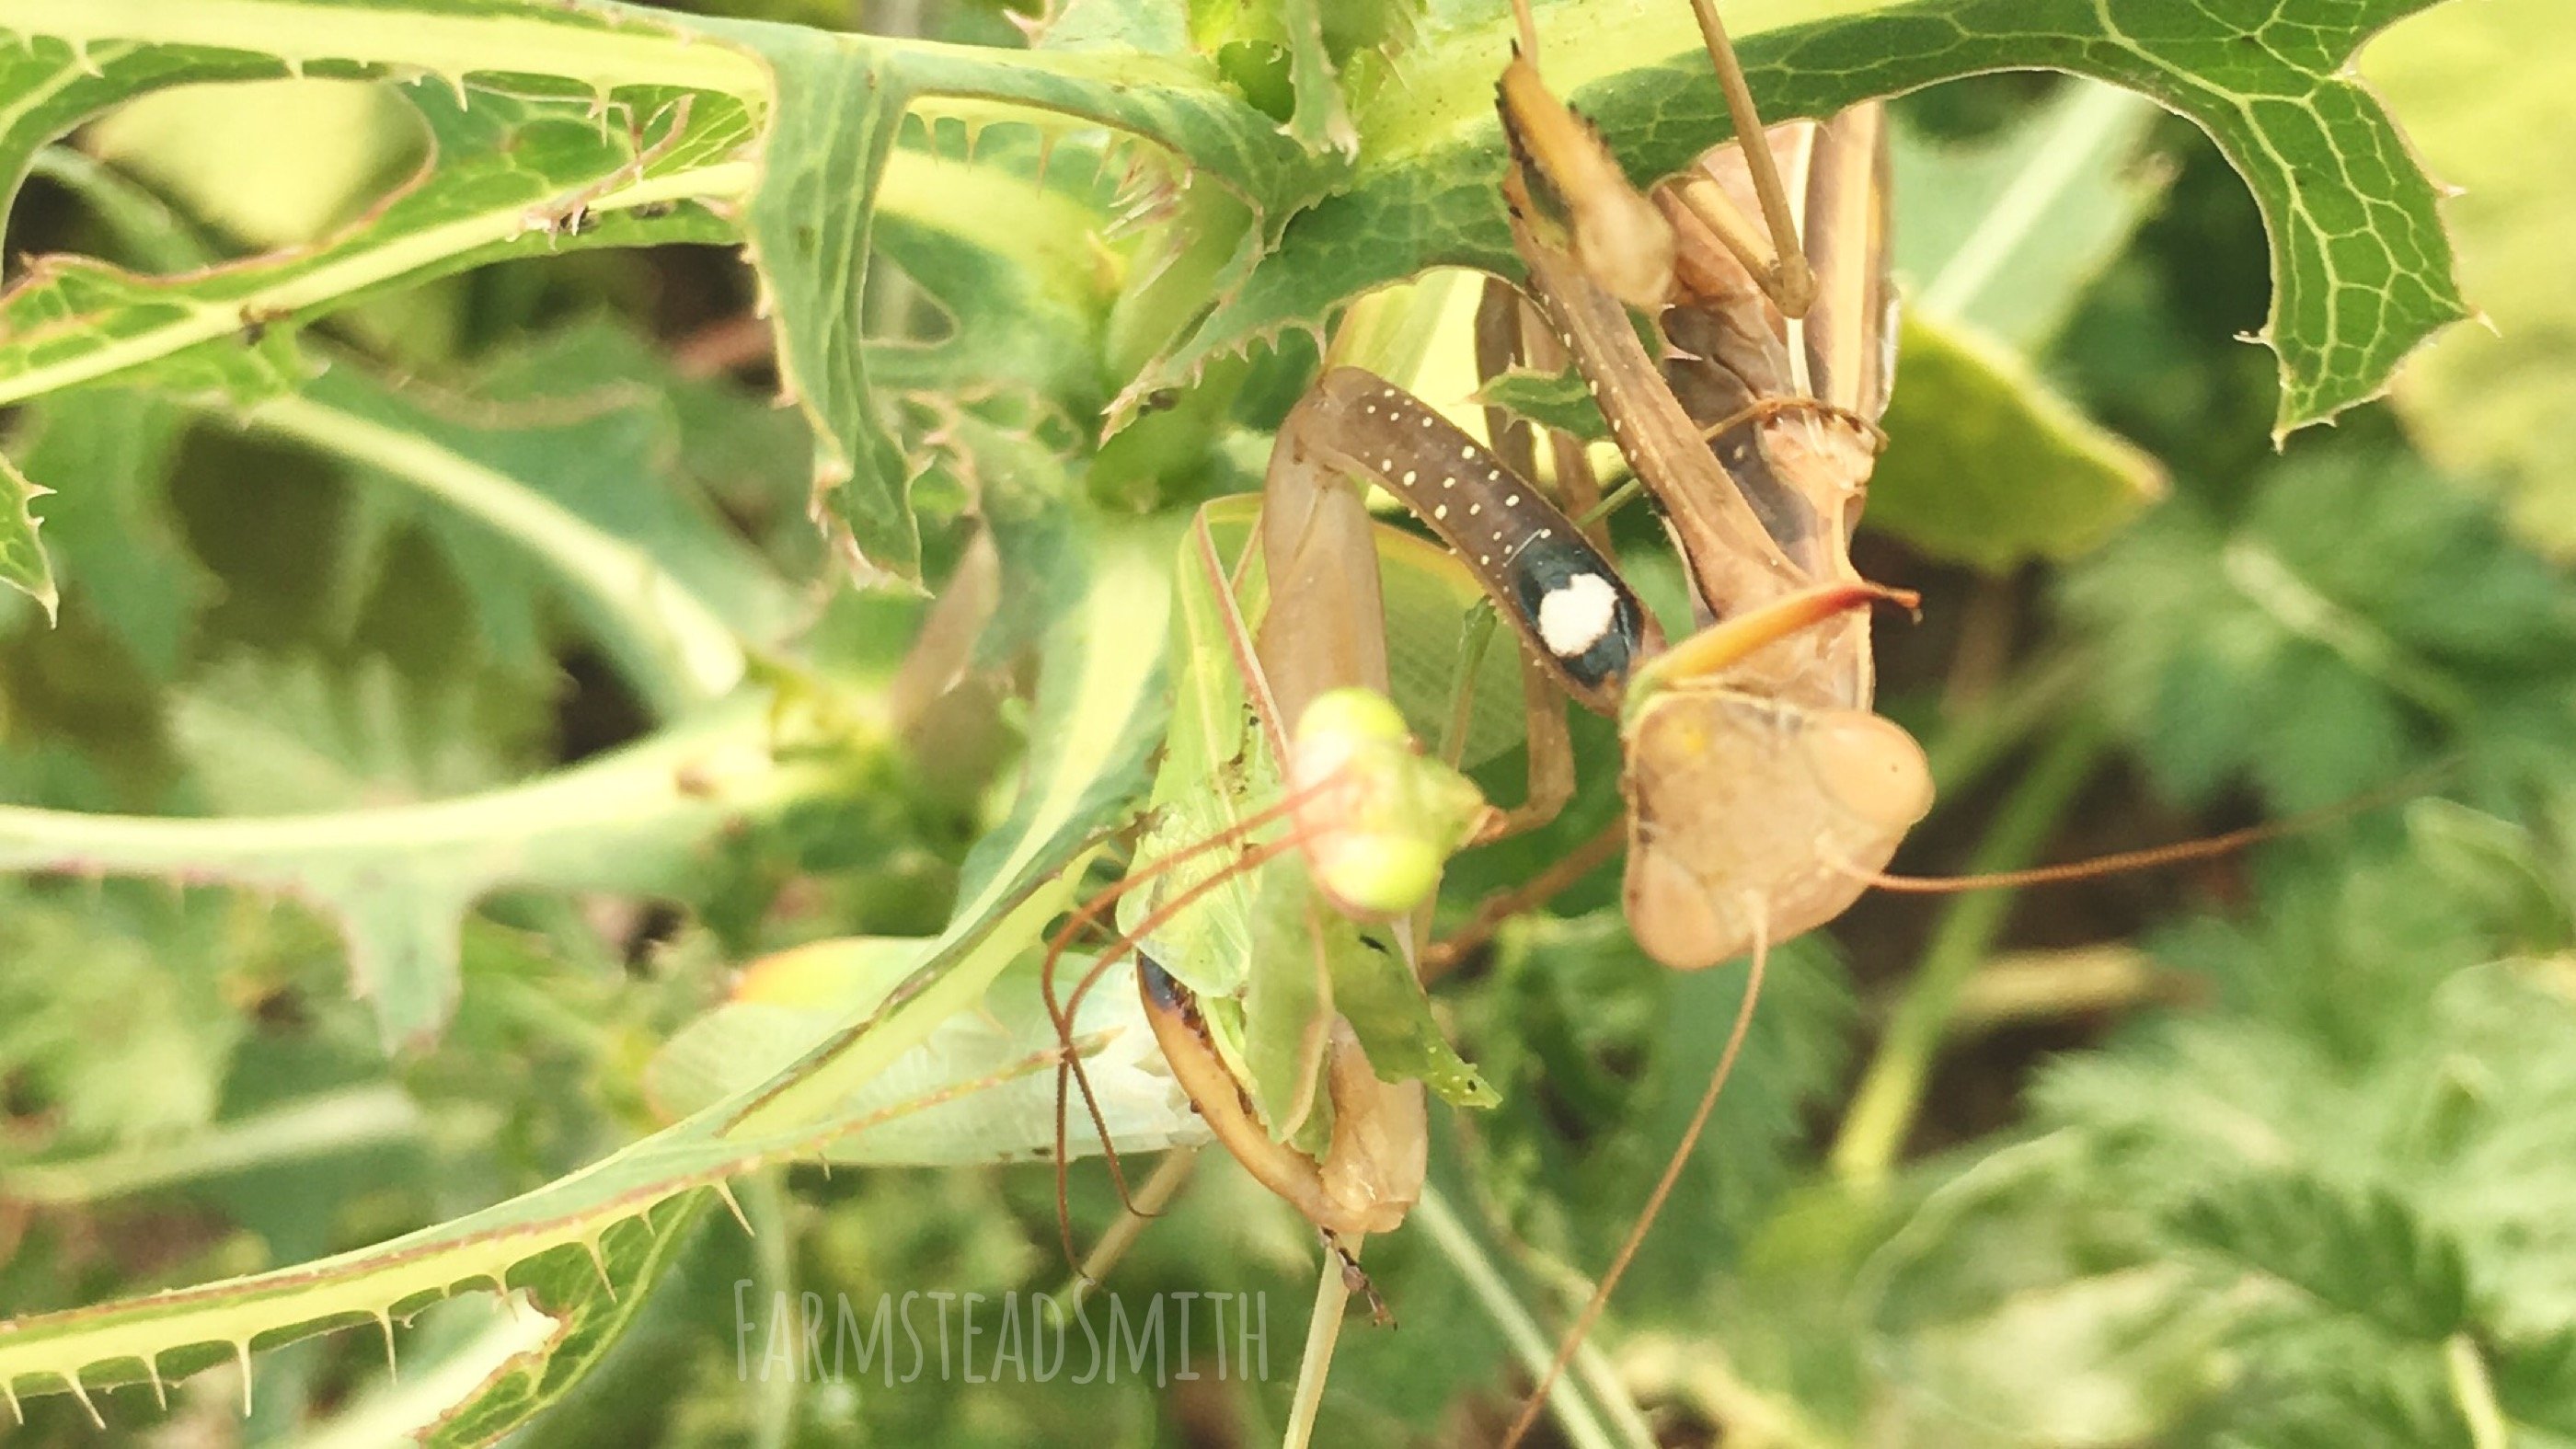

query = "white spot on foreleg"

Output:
[[1536, 573, 1619, 658]]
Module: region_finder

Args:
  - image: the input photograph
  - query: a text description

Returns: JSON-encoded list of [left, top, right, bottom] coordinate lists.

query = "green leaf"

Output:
[[0, 78, 746, 408], [0, 884, 243, 1149], [1323, 900, 1497, 1110], [700, 23, 920, 583], [643, 941, 1206, 1165], [1458, 912, 1856, 1305], [86, 76, 417, 251], [2363, 0, 2576, 558], [416, 1201, 712, 1449], [1186, 0, 1358, 155], [1, 2, 1333, 586], [2063, 452, 2576, 811], [1869, 312, 2166, 569], [167, 655, 527, 815], [4, 390, 201, 675], [2170, 1171, 2472, 1341], [869, 144, 1117, 411], [1146, 0, 2469, 437], [0, 512, 1178, 1417], [1473, 366, 1606, 442], [1117, 530, 1270, 1000], [0, 444, 57, 620], [729, 512, 1178, 1138], [2492, 1329, 2576, 1441]]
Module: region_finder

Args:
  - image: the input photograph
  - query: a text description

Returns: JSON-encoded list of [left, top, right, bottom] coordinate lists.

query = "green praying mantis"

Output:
[[1038, 0, 1932, 1433]]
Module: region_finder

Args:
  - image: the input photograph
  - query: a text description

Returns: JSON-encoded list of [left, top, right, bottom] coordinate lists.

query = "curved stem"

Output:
[[236, 392, 749, 714], [1412, 1187, 1633, 1449], [1830, 719, 2110, 1184]]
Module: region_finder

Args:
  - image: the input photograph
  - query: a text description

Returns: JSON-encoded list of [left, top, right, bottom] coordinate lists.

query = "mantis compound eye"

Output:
[[1806, 711, 1933, 832]]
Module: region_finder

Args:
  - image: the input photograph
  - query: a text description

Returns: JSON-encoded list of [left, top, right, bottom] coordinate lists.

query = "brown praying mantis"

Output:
[[1029, 8, 2380, 1442], [1040, 0, 1932, 1437]]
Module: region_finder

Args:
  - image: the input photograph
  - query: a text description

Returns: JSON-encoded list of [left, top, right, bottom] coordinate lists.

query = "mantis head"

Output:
[[1617, 583, 1932, 970]]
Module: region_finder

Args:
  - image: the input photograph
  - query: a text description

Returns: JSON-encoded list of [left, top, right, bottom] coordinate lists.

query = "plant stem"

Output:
[[1282, 1252, 1353, 1449], [2447, 1334, 2509, 1449], [4, 1087, 424, 1204], [742, 1169, 798, 1449], [238, 392, 749, 715], [1830, 719, 2110, 1183], [1411, 1186, 1636, 1449]]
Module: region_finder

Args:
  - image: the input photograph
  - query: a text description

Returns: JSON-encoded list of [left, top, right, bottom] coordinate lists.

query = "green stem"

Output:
[[1412, 1185, 1639, 1449], [2446, 1334, 2509, 1449], [1919, 84, 2157, 319], [1282, 1255, 1352, 1449], [236, 392, 747, 715], [742, 1169, 799, 1449], [1830, 719, 2110, 1184], [1439, 603, 1501, 768], [1921, 650, 2088, 799], [0, 693, 864, 897], [3, 1087, 424, 1204]]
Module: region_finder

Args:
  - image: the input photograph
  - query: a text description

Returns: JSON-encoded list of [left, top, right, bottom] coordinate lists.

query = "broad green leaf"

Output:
[[0, 512, 1178, 1418], [645, 942, 1206, 1164], [168, 656, 529, 816], [1869, 313, 2166, 569], [1873, 80, 2169, 567], [2363, 0, 2576, 558], [1146, 0, 2469, 438]]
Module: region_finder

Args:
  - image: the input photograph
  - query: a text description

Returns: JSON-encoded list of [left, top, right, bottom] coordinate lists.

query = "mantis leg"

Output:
[[1476, 652, 1576, 844], [1475, 275, 1611, 543], [1666, 0, 1816, 316], [1271, 368, 1661, 717]]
